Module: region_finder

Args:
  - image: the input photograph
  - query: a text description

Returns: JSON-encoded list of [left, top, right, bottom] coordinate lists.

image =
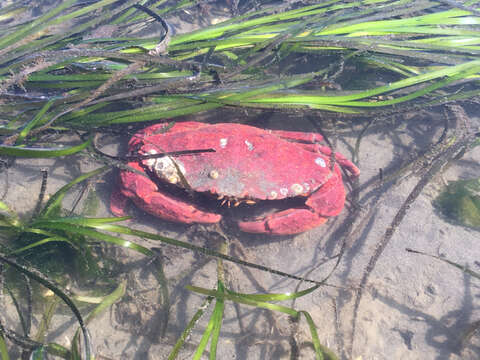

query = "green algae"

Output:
[[436, 178, 480, 229]]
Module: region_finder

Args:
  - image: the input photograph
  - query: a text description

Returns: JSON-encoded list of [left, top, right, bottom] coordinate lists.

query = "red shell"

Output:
[[138, 122, 335, 200], [112, 121, 360, 235]]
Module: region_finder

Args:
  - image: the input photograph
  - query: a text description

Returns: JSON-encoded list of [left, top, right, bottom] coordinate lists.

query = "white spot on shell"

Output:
[[209, 170, 219, 179], [291, 183, 303, 195], [269, 191, 278, 200], [245, 140, 254, 151], [280, 188, 288, 196], [152, 157, 186, 185], [315, 157, 326, 168], [145, 149, 157, 167], [220, 138, 228, 148]]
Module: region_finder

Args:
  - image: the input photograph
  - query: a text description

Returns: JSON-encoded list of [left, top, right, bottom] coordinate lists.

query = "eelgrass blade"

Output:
[[4, 285, 29, 338], [193, 318, 213, 359], [15, 99, 56, 145], [298, 310, 338, 360], [29, 346, 47, 360], [71, 281, 126, 359], [44, 343, 70, 358], [0, 138, 92, 158], [39, 217, 131, 226], [225, 283, 320, 301], [0, 4, 26, 22], [192, 290, 223, 360], [29, 220, 153, 256], [151, 250, 170, 338], [167, 2, 480, 62], [0, 255, 92, 360], [187, 285, 336, 360], [34, 295, 60, 344], [99, 102, 222, 125], [40, 167, 109, 218], [83, 223, 323, 285], [167, 297, 214, 360], [71, 72, 318, 125], [0, 0, 77, 50], [0, 0, 140, 68], [84, 281, 126, 324], [406, 248, 480, 281], [9, 236, 70, 255], [0, 332, 9, 360], [246, 59, 480, 107], [186, 285, 297, 316], [208, 281, 225, 360], [0, 201, 21, 228]]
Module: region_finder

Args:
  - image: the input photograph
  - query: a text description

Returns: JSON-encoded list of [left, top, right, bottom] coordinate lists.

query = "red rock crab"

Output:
[[110, 122, 360, 235]]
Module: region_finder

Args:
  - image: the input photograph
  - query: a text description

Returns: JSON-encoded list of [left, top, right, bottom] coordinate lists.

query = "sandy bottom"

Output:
[[1, 105, 479, 360]]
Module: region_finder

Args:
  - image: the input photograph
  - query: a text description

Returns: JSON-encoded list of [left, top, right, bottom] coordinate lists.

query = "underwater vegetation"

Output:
[[0, 0, 479, 359], [436, 177, 480, 229]]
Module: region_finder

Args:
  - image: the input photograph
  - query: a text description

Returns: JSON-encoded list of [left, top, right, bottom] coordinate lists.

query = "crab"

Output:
[[110, 122, 360, 235]]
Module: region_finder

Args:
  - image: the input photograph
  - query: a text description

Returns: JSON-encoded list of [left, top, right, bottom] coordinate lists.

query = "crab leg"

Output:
[[315, 145, 360, 177], [111, 162, 221, 224], [270, 129, 360, 177], [268, 129, 325, 143]]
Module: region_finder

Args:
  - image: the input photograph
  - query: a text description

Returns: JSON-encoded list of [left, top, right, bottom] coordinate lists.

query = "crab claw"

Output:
[[238, 166, 347, 235], [110, 190, 130, 217], [111, 163, 221, 225], [238, 209, 328, 235]]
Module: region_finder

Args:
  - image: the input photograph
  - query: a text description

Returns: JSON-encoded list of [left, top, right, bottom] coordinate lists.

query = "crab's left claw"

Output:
[[111, 162, 222, 225], [110, 190, 130, 217], [238, 167, 347, 235]]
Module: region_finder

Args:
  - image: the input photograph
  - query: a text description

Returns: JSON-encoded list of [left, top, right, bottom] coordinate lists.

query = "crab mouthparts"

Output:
[[216, 194, 256, 207]]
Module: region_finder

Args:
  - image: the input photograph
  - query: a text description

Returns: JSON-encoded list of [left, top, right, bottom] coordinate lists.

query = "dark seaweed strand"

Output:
[[0, 318, 43, 350], [151, 249, 170, 338], [288, 113, 361, 297], [34, 62, 145, 139], [68, 182, 90, 216], [32, 169, 48, 218], [348, 104, 477, 357], [4, 284, 29, 337], [79, 72, 209, 106], [435, 0, 480, 16], [132, 4, 171, 55], [0, 254, 92, 360], [24, 275, 32, 338], [310, 114, 362, 279], [2, 61, 145, 146], [160, 241, 327, 286], [288, 176, 361, 358]]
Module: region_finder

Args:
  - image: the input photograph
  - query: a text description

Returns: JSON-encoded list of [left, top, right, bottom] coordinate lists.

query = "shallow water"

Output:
[[2, 106, 479, 359], [1, 2, 480, 360]]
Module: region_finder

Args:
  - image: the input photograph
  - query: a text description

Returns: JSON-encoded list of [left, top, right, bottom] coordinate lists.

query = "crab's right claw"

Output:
[[238, 208, 328, 235]]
